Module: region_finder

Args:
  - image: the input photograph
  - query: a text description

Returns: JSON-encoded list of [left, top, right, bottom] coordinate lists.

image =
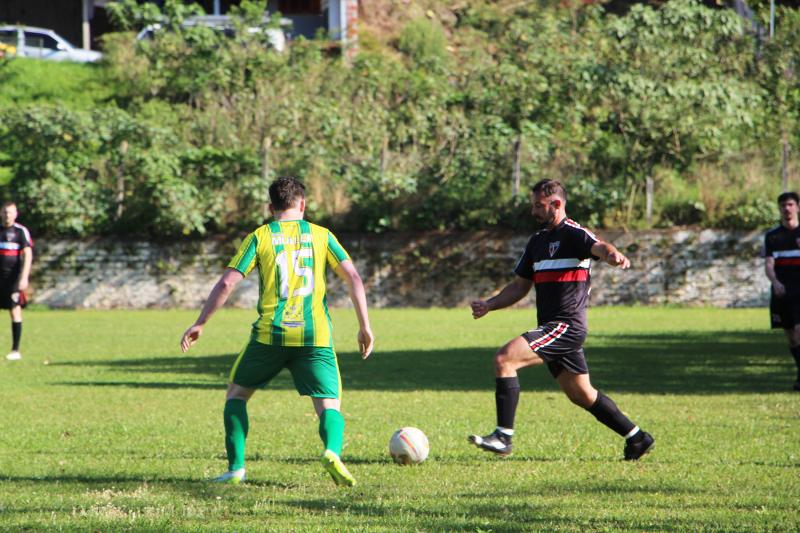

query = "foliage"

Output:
[[0, 106, 266, 237], [396, 17, 450, 70], [1, 0, 798, 236], [0, 58, 111, 110]]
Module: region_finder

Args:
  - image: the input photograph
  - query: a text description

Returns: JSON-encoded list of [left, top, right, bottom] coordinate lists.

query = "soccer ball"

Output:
[[389, 427, 429, 465]]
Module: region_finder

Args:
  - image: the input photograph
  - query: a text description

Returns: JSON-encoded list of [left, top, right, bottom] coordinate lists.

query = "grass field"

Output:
[[0, 307, 798, 531]]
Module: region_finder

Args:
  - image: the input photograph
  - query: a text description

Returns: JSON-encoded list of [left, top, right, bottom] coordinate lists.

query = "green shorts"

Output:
[[229, 338, 341, 398]]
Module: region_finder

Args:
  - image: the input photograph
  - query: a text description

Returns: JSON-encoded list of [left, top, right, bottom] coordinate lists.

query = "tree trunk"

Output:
[[262, 136, 272, 220], [782, 134, 790, 192], [512, 135, 522, 198], [646, 175, 654, 227], [115, 140, 129, 221]]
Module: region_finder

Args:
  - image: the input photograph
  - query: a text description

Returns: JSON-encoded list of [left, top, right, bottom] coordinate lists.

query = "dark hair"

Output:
[[778, 191, 800, 205], [531, 179, 566, 202], [1, 201, 16, 209], [269, 177, 306, 211]]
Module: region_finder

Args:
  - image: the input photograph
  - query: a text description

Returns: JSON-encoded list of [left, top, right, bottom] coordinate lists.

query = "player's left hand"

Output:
[[180, 324, 203, 353], [606, 251, 630, 269], [358, 327, 374, 359]]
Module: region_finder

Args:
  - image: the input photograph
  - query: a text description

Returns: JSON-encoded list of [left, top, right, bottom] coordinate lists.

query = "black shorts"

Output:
[[770, 294, 800, 329], [0, 280, 26, 310], [521, 321, 588, 378]]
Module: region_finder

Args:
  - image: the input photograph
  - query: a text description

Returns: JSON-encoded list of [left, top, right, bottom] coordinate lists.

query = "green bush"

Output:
[[0, 0, 796, 237], [397, 18, 450, 70], [715, 197, 777, 230]]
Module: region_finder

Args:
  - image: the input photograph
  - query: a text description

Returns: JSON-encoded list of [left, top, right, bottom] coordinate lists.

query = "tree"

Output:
[[597, 0, 761, 226]]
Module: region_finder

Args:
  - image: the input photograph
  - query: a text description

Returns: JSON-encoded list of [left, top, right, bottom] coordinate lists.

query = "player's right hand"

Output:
[[471, 300, 490, 319], [773, 281, 787, 297], [180, 324, 203, 353]]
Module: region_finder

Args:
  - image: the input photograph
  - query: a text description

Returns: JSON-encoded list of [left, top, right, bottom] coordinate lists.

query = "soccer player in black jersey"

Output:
[[468, 179, 654, 460], [0, 202, 33, 361], [764, 191, 800, 391]]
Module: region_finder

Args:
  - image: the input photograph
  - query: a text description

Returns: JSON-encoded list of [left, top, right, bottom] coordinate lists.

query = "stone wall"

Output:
[[28, 229, 769, 309]]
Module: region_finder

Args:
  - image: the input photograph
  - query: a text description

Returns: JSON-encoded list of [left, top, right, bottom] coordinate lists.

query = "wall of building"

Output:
[[28, 229, 768, 310]]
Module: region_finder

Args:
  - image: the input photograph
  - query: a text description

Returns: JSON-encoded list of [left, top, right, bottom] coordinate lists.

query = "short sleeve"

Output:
[[227, 233, 258, 276], [326, 231, 351, 268], [513, 238, 535, 279], [17, 226, 32, 249], [575, 227, 599, 260], [763, 233, 773, 258]]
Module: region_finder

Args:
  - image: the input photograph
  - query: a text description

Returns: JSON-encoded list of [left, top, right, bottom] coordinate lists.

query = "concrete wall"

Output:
[[28, 229, 769, 310]]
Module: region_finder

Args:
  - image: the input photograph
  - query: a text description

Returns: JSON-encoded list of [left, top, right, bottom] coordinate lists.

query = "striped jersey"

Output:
[[764, 224, 800, 296], [0, 223, 33, 281], [514, 218, 598, 330], [227, 219, 351, 347]]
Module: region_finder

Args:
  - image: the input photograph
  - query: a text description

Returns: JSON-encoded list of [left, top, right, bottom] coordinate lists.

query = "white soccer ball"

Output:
[[389, 427, 429, 465]]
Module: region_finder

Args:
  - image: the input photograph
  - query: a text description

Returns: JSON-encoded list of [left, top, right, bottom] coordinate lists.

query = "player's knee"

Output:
[[565, 388, 594, 408], [493, 351, 513, 374]]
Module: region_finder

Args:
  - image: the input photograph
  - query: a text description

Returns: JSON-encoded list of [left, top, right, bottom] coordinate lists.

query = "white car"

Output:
[[135, 15, 287, 52], [0, 25, 102, 63]]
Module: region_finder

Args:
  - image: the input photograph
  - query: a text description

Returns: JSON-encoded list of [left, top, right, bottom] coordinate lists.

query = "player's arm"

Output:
[[590, 240, 630, 269], [471, 276, 534, 319], [180, 268, 244, 352], [334, 259, 374, 359], [17, 246, 32, 291], [765, 256, 785, 296]]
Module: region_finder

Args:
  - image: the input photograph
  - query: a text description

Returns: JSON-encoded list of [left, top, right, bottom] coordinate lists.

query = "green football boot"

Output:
[[321, 450, 356, 487]]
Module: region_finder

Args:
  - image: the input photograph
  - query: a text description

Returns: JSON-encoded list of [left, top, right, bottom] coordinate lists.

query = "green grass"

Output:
[[0, 307, 798, 531], [0, 57, 112, 110]]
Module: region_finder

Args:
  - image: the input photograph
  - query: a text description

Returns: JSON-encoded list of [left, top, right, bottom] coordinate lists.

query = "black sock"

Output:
[[495, 377, 520, 432], [790, 346, 800, 382], [11, 321, 21, 351], [587, 391, 637, 438]]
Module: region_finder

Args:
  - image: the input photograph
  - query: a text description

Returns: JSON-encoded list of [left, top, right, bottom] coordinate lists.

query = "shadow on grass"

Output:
[[52, 330, 793, 394], [277, 498, 732, 532], [54, 381, 224, 390], [1, 474, 296, 490]]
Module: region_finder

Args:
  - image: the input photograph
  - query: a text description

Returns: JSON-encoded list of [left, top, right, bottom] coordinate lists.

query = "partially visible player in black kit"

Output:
[[0, 201, 33, 361], [468, 180, 654, 460], [764, 191, 800, 391]]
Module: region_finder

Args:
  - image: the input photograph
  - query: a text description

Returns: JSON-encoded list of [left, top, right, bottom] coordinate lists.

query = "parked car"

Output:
[[135, 15, 288, 52], [0, 25, 102, 63], [0, 42, 15, 58]]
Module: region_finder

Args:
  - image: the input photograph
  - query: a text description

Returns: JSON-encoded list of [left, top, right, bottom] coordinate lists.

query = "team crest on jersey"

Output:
[[548, 241, 560, 257], [795, 237, 800, 248]]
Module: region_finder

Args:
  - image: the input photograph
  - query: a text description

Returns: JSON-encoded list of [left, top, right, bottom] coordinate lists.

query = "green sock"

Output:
[[319, 408, 345, 456], [224, 399, 248, 471]]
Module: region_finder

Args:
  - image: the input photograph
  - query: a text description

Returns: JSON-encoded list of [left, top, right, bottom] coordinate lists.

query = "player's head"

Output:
[[530, 179, 566, 227], [1, 201, 17, 228], [777, 191, 800, 223], [268, 177, 306, 214]]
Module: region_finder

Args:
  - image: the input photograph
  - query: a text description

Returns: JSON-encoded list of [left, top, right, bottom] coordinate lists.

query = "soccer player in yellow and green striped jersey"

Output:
[[180, 177, 374, 487]]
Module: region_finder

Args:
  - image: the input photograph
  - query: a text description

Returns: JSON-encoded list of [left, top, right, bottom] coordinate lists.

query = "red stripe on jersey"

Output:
[[0, 249, 20, 256], [775, 258, 800, 266], [533, 269, 589, 283]]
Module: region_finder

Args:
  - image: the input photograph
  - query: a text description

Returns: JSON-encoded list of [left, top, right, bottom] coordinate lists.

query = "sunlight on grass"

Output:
[[0, 308, 797, 531]]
